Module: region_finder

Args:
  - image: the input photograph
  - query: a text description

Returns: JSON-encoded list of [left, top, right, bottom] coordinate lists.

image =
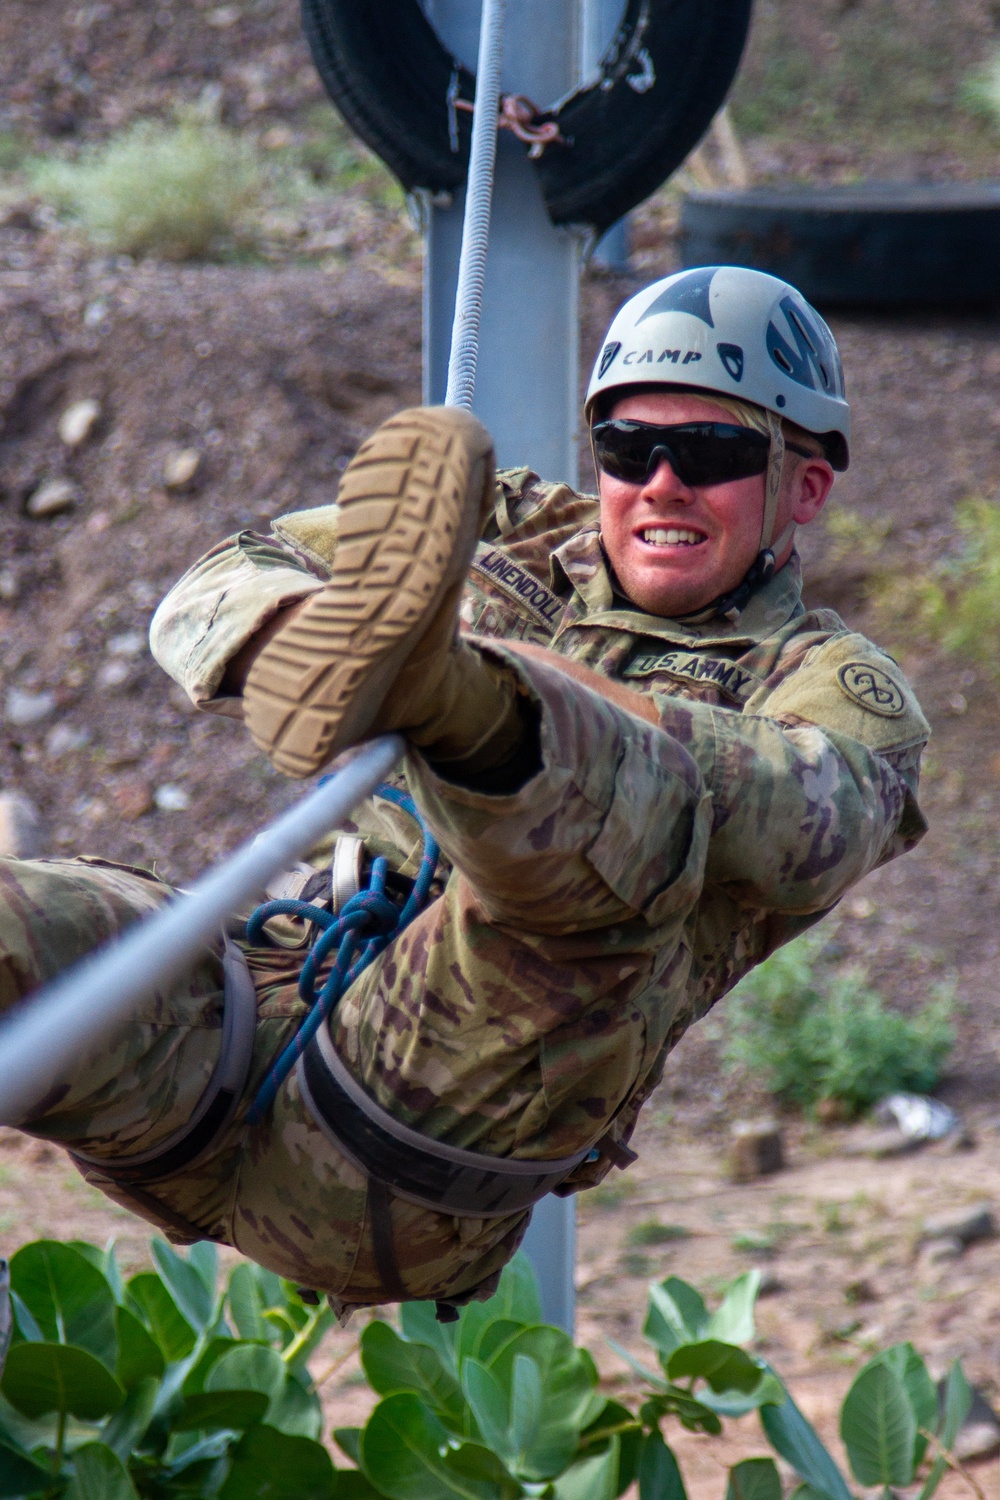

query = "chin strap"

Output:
[[700, 409, 795, 625]]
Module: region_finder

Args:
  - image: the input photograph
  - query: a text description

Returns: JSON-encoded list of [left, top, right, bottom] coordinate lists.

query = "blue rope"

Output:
[[245, 783, 439, 1124]]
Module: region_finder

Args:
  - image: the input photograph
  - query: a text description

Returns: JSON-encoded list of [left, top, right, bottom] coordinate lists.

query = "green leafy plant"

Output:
[[0, 1239, 976, 1500], [33, 117, 266, 260], [722, 929, 953, 1116], [874, 496, 1000, 672]]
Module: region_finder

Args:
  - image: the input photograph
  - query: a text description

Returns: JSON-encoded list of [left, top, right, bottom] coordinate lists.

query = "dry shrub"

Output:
[[34, 117, 265, 260]]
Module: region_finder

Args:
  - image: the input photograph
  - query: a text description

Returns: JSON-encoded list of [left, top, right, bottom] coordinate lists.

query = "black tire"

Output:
[[679, 183, 1000, 306], [300, 0, 753, 236]]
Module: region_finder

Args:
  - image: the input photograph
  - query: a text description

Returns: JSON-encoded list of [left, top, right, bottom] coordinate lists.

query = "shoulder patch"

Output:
[[836, 661, 906, 718]]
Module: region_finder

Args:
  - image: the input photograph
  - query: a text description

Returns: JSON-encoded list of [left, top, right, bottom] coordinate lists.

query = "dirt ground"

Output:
[[0, 0, 998, 1492]]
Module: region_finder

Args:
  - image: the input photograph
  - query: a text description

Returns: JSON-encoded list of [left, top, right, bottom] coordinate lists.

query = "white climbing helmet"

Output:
[[585, 265, 850, 470]]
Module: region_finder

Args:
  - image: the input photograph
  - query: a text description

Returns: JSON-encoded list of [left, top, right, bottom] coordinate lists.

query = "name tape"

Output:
[[471, 549, 564, 629]]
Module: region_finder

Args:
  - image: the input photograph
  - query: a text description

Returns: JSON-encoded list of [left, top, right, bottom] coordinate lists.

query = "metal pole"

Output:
[[0, 737, 404, 1126], [423, 0, 583, 1331]]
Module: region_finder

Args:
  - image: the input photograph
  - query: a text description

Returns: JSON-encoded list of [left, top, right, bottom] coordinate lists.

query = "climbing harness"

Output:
[[244, 782, 440, 1125], [300, 0, 753, 235]]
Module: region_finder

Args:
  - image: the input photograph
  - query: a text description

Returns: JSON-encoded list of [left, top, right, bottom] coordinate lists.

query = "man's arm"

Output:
[[656, 630, 928, 914]]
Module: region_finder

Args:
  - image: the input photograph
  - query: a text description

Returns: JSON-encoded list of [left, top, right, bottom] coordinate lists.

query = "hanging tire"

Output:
[[300, 0, 753, 235], [679, 183, 1000, 305]]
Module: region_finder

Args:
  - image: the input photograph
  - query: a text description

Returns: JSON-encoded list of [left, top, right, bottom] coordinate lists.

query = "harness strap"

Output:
[[298, 1018, 589, 1219], [366, 1176, 409, 1302], [72, 938, 257, 1186]]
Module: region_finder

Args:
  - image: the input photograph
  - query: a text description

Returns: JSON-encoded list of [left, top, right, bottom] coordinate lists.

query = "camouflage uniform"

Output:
[[1, 471, 928, 1311]]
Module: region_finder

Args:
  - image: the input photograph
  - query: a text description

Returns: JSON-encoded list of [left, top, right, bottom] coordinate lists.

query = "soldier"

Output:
[[0, 268, 928, 1316]]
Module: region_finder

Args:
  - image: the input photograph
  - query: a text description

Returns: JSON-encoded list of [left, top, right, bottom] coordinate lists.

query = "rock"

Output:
[[844, 1126, 919, 1159], [107, 631, 146, 658], [162, 447, 201, 491], [5, 688, 56, 726], [728, 1120, 784, 1182], [921, 1203, 995, 1246], [875, 1092, 959, 1142], [57, 397, 101, 448], [154, 783, 191, 812], [96, 659, 133, 690], [0, 568, 18, 602], [26, 477, 78, 518], [112, 779, 154, 821], [954, 1389, 1000, 1463], [44, 724, 91, 758], [0, 792, 42, 857], [919, 1235, 964, 1265]]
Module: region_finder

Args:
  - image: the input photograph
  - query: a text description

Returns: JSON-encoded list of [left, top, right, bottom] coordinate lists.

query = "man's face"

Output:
[[596, 390, 831, 618]]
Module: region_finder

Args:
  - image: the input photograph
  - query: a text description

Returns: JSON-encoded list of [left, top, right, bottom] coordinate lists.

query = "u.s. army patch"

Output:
[[836, 661, 906, 717], [624, 649, 762, 704]]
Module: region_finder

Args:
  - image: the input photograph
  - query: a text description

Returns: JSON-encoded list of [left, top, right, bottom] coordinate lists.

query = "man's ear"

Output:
[[790, 458, 835, 527]]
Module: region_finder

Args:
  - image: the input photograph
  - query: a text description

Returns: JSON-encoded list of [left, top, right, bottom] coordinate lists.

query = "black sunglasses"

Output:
[[592, 419, 813, 489]]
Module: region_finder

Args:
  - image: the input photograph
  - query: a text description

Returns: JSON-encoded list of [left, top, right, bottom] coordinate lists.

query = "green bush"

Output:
[[723, 930, 953, 1117], [874, 496, 1000, 672], [33, 118, 266, 260], [0, 1237, 974, 1500]]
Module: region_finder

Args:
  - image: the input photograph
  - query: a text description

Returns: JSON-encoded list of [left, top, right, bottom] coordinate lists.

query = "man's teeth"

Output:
[[642, 527, 703, 546]]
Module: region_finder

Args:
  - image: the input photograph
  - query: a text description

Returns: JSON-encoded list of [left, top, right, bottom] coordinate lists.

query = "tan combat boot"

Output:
[[244, 406, 525, 779]]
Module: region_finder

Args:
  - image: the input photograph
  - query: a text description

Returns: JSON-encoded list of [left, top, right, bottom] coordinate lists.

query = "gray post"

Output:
[[422, 0, 582, 1330]]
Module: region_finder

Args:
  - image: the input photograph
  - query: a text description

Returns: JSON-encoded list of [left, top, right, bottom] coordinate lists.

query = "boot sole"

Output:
[[244, 406, 494, 778]]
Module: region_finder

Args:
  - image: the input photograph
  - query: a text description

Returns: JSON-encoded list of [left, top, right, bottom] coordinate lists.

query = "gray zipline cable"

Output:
[[444, 0, 506, 409], [0, 6, 507, 1128], [0, 737, 403, 1125]]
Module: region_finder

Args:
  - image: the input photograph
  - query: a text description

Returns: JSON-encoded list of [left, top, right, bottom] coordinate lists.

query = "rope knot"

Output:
[[339, 887, 400, 940]]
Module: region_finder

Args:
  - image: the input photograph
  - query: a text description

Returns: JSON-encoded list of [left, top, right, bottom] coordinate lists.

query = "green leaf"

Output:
[[64, 1439, 139, 1500], [638, 1430, 687, 1500], [484, 1326, 600, 1479], [509, 1353, 543, 1462], [228, 1264, 268, 1343], [707, 1273, 760, 1347], [606, 1336, 667, 1391], [207, 1343, 286, 1402], [580, 1399, 642, 1497], [398, 1304, 459, 1376], [759, 1381, 852, 1500], [361, 1393, 516, 1500], [641, 1389, 722, 1436], [335, 1426, 363, 1465], [937, 1360, 973, 1450], [699, 1371, 785, 1417], [9, 1291, 43, 1344], [126, 1272, 196, 1362], [841, 1361, 916, 1487], [472, 1320, 526, 1368], [219, 1423, 336, 1499], [454, 1255, 541, 1367], [462, 1356, 511, 1454], [102, 1376, 158, 1459], [726, 1458, 782, 1500], [115, 1305, 165, 1390], [186, 1242, 219, 1298], [666, 1341, 764, 1394], [643, 1280, 709, 1359], [331, 1474, 384, 1500], [865, 1343, 936, 1469], [266, 1373, 323, 1440], [0, 1435, 52, 1498], [361, 1320, 464, 1427], [552, 1440, 619, 1500], [10, 1240, 118, 1369], [917, 1361, 974, 1500], [1, 1341, 125, 1420], [152, 1240, 214, 1332], [175, 1389, 270, 1431], [183, 1337, 244, 1395]]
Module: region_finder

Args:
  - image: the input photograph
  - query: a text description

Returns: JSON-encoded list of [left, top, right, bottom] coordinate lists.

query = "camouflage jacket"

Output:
[[151, 470, 929, 1171]]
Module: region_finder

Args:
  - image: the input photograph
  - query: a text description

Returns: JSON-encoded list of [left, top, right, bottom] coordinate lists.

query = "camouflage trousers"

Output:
[[0, 649, 711, 1310]]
